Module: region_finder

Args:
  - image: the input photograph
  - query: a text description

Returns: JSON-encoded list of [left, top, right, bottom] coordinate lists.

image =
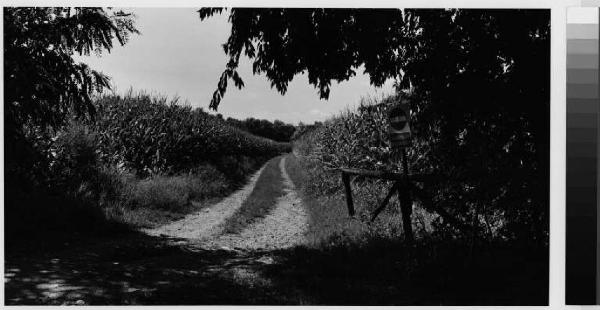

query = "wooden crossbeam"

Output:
[[339, 168, 438, 183], [340, 168, 405, 180], [370, 181, 400, 222], [339, 166, 444, 244]]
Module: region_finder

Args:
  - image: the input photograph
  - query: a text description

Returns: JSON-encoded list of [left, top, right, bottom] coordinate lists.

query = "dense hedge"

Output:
[[91, 93, 291, 176]]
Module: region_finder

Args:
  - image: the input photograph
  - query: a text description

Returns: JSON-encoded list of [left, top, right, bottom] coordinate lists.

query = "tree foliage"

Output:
[[4, 7, 138, 131], [202, 8, 550, 241], [200, 8, 412, 109], [4, 7, 139, 183]]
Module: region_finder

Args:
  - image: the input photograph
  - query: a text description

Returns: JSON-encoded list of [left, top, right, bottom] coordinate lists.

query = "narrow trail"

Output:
[[144, 163, 268, 240], [145, 155, 308, 251], [203, 156, 308, 251]]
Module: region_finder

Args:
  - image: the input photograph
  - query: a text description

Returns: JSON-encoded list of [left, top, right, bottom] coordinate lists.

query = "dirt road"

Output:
[[204, 156, 308, 250], [146, 155, 308, 250], [144, 163, 267, 240]]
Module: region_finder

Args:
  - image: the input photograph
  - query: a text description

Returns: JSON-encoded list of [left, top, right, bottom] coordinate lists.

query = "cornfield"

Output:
[[294, 94, 417, 173], [90, 92, 291, 176], [293, 94, 512, 241]]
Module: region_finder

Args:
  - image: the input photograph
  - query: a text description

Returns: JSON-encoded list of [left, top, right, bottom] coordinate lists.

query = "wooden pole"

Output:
[[399, 149, 414, 244], [401, 149, 409, 176], [342, 172, 355, 216]]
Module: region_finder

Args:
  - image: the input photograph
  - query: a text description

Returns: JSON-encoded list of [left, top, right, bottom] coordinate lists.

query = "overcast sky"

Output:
[[77, 8, 395, 124]]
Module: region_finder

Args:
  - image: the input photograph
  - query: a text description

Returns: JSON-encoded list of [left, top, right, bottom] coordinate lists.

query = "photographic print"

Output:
[[4, 7, 550, 305]]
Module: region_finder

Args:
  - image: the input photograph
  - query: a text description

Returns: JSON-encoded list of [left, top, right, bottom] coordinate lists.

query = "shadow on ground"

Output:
[[5, 231, 548, 305]]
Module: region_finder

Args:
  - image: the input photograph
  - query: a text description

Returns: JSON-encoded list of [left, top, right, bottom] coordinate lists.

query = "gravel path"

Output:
[[144, 163, 268, 240], [204, 156, 308, 251], [145, 156, 308, 251]]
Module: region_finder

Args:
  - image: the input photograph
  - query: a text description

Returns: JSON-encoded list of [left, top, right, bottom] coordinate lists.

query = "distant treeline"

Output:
[[222, 116, 296, 142], [290, 121, 324, 141]]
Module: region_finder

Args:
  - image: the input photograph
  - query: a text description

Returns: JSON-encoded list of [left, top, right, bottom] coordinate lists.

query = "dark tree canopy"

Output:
[[200, 8, 415, 110], [201, 8, 550, 241], [199, 8, 549, 168], [200, 9, 548, 112], [4, 7, 138, 132], [4, 7, 138, 186]]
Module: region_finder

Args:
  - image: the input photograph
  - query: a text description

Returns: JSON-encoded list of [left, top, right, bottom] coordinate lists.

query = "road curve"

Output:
[[144, 163, 268, 240]]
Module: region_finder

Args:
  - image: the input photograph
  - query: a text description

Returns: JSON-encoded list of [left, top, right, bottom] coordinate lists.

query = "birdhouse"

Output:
[[388, 102, 412, 148]]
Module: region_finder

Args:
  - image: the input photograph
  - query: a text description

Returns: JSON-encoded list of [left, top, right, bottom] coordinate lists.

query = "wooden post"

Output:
[[399, 149, 414, 244], [401, 149, 409, 176], [342, 172, 355, 216], [370, 181, 400, 222]]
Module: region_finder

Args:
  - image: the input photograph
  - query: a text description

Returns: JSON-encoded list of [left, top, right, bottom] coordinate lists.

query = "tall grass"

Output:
[[105, 164, 247, 229]]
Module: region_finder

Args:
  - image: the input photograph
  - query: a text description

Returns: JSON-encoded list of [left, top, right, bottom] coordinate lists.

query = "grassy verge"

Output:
[[109, 156, 269, 229], [285, 153, 436, 247], [284, 153, 368, 246], [220, 156, 285, 234], [6, 155, 270, 239]]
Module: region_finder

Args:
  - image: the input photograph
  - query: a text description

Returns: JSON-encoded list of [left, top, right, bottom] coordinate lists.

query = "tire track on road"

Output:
[[203, 156, 308, 251], [144, 163, 268, 240]]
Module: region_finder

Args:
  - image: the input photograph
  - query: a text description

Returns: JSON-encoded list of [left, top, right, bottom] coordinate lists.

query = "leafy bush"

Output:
[[50, 122, 100, 190], [6, 122, 131, 235]]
